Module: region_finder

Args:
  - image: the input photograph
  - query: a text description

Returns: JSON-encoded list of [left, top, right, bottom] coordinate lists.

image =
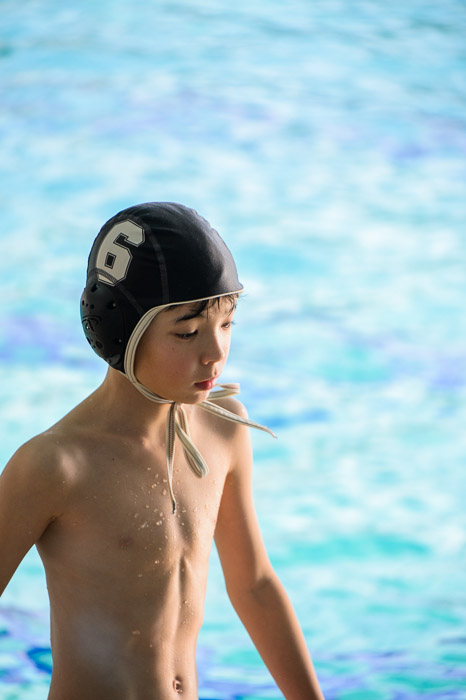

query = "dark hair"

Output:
[[163, 294, 239, 321]]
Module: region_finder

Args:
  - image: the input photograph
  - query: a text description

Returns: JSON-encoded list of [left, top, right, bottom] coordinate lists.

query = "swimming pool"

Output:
[[1, 0, 466, 697]]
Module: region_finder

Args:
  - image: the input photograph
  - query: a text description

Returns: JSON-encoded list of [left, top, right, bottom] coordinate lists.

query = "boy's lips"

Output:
[[194, 377, 217, 391]]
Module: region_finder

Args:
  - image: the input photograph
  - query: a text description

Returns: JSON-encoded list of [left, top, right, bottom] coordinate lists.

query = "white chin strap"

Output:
[[123, 303, 276, 514]]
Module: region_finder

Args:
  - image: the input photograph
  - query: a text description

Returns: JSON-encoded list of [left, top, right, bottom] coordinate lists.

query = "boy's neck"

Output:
[[93, 367, 175, 444]]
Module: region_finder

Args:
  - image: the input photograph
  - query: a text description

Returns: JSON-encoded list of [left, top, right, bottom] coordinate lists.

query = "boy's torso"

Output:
[[36, 398, 234, 700]]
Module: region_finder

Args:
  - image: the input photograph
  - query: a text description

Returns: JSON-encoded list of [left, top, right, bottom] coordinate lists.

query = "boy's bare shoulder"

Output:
[[11, 430, 63, 468], [195, 396, 252, 466], [210, 395, 249, 419], [202, 397, 254, 479], [6, 419, 86, 488], [199, 395, 250, 434]]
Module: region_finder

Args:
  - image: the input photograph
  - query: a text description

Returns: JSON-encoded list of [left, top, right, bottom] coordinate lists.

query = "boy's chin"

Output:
[[147, 390, 208, 406], [181, 393, 209, 405]]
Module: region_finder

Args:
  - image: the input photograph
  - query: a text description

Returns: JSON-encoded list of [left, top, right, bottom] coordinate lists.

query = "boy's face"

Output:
[[133, 298, 235, 404]]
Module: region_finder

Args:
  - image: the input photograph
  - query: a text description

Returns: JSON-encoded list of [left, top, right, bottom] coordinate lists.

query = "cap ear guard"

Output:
[[80, 281, 126, 368]]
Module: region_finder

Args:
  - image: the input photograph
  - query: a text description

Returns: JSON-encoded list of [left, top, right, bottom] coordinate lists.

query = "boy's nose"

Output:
[[201, 334, 225, 365]]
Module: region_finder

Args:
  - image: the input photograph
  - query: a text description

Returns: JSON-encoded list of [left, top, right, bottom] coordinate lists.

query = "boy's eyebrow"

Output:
[[173, 301, 237, 324], [174, 309, 205, 324]]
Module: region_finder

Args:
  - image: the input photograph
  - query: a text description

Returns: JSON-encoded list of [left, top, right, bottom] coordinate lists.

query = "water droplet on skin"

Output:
[[134, 513, 140, 518], [132, 629, 141, 635], [154, 560, 159, 564], [162, 478, 167, 483], [145, 504, 149, 508], [156, 520, 162, 526], [151, 484, 157, 489], [162, 489, 167, 496], [138, 573, 143, 578]]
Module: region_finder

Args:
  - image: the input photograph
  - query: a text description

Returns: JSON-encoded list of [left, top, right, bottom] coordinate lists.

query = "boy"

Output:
[[0, 203, 325, 699]]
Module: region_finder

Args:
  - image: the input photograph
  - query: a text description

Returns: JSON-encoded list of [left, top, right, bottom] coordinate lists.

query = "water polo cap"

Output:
[[81, 202, 275, 513], [81, 201, 243, 373]]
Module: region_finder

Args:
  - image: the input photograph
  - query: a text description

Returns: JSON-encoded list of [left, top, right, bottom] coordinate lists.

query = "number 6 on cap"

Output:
[[95, 220, 145, 286]]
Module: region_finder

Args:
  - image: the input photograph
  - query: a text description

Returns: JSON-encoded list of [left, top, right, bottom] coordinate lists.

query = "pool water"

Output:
[[1, 1, 466, 698]]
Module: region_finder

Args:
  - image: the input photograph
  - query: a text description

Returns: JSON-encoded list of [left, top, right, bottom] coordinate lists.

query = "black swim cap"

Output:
[[80, 202, 243, 373]]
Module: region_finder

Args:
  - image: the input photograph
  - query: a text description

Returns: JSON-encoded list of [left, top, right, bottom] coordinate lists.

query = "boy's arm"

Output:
[[0, 436, 68, 597], [214, 401, 325, 700]]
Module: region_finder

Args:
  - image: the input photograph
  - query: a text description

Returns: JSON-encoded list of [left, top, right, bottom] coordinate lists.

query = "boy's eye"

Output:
[[174, 319, 234, 339], [175, 331, 197, 339]]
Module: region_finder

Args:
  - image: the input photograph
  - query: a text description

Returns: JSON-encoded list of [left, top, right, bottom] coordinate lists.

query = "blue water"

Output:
[[1, 0, 466, 698]]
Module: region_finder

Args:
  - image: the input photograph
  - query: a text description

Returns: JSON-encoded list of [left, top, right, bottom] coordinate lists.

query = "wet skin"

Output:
[[1, 301, 238, 700], [35, 397, 236, 700], [0, 300, 325, 700]]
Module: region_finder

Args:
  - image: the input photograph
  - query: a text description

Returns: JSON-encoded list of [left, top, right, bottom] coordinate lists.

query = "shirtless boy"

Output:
[[0, 203, 324, 700]]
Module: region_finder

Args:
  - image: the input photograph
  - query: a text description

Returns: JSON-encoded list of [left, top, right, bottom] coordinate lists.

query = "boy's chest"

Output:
[[41, 435, 230, 578]]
